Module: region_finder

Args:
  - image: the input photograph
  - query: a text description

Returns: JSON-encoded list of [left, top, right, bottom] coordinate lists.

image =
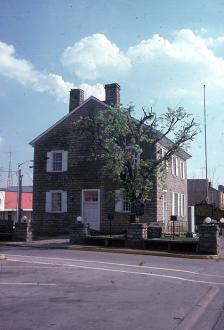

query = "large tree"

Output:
[[74, 105, 199, 209]]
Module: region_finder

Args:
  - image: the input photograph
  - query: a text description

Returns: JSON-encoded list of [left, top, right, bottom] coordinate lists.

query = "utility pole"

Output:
[[16, 160, 32, 223], [7, 151, 13, 188], [17, 165, 23, 223]]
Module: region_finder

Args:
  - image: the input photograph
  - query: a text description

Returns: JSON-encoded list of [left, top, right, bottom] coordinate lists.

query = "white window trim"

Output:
[[180, 161, 185, 180], [180, 194, 185, 217], [172, 192, 180, 216], [115, 189, 131, 213], [45, 190, 67, 213], [171, 157, 179, 177], [46, 150, 68, 173], [162, 190, 167, 223]]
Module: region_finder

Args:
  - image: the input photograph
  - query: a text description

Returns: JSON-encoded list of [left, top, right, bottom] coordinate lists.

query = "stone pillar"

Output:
[[70, 223, 89, 244], [126, 223, 148, 249], [148, 223, 162, 239], [13, 220, 32, 242], [198, 224, 220, 255]]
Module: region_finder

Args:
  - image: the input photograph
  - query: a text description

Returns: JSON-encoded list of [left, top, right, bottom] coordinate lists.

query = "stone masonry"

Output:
[[31, 83, 190, 236]]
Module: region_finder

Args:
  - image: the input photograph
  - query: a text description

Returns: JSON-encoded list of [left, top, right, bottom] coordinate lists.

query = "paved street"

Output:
[[1, 247, 224, 330]]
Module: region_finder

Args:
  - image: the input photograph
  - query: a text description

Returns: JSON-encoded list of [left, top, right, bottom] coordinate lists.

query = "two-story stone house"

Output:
[[30, 83, 190, 236]]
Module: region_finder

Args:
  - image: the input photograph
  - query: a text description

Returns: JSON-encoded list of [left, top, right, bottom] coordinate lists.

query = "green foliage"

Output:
[[73, 105, 199, 203]]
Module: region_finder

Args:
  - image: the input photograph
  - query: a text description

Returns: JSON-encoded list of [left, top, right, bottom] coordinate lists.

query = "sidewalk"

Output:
[[0, 238, 70, 249], [0, 238, 221, 260]]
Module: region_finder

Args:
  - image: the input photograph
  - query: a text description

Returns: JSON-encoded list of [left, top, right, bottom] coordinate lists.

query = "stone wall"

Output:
[[70, 223, 89, 244], [198, 224, 219, 255], [126, 223, 148, 248]]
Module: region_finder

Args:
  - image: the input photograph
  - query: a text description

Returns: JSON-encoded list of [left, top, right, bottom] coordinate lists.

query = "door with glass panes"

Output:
[[82, 189, 100, 230]]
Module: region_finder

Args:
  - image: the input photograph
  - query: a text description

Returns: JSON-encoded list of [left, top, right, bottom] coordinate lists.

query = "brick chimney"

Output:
[[69, 89, 84, 112], [105, 83, 120, 107]]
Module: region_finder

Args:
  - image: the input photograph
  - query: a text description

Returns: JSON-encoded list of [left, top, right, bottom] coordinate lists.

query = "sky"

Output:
[[1, 0, 224, 187]]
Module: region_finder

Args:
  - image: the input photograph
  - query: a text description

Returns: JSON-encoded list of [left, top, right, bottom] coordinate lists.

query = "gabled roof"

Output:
[[29, 96, 109, 146], [29, 94, 190, 160]]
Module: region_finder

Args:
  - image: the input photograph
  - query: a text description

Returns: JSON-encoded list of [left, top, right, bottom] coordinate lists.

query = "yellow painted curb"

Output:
[[0, 255, 6, 261], [69, 245, 220, 260]]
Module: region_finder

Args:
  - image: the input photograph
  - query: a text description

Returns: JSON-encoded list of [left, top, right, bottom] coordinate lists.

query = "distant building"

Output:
[[0, 186, 33, 222], [188, 179, 224, 210]]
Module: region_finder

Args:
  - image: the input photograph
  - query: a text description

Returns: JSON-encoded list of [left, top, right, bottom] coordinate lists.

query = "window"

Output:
[[84, 191, 98, 202], [115, 189, 131, 213], [53, 152, 62, 171], [172, 192, 179, 216], [46, 150, 68, 172], [171, 157, 178, 176], [172, 192, 185, 217], [180, 194, 185, 217], [180, 161, 185, 179], [159, 148, 168, 172], [52, 192, 62, 212], [45, 191, 67, 213]]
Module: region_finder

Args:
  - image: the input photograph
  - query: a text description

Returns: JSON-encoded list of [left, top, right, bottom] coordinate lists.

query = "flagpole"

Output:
[[203, 84, 209, 202]]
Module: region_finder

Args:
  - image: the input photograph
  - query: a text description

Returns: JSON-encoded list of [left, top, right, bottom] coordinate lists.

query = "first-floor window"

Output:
[[180, 194, 185, 217], [52, 192, 62, 212], [172, 192, 185, 217], [172, 192, 179, 216], [45, 190, 67, 213], [115, 189, 131, 213]]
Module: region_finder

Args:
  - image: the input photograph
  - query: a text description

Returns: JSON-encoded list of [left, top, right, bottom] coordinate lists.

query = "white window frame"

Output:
[[171, 157, 178, 177], [45, 190, 67, 213], [180, 161, 185, 180], [172, 192, 180, 216], [160, 148, 168, 172], [115, 189, 131, 213], [46, 150, 68, 173], [162, 190, 168, 223], [180, 194, 185, 217]]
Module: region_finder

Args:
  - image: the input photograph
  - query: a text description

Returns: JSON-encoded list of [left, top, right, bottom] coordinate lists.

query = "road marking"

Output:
[[4, 254, 202, 275], [0, 282, 56, 286], [176, 286, 220, 329], [6, 253, 224, 278], [7, 258, 224, 286]]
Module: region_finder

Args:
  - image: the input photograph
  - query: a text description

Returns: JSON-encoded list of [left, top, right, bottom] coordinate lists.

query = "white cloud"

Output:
[[58, 30, 224, 108], [0, 136, 4, 144], [0, 41, 104, 102], [61, 33, 131, 80]]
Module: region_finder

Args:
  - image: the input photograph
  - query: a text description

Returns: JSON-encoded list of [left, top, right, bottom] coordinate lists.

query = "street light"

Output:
[[17, 160, 33, 223]]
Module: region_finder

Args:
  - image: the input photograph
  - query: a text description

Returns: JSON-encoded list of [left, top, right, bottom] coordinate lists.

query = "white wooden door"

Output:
[[82, 189, 100, 230]]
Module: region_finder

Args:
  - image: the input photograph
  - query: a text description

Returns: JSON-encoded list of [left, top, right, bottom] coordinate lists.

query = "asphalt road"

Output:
[[0, 247, 224, 330]]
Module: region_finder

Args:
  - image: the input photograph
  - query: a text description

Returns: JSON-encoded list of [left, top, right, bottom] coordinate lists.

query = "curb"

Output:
[[68, 245, 220, 260], [0, 255, 6, 261]]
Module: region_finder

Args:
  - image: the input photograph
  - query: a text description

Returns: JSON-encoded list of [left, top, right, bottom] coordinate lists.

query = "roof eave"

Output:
[[29, 96, 110, 146]]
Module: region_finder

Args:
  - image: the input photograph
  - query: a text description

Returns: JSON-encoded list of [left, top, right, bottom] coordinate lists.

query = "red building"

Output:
[[0, 186, 32, 223]]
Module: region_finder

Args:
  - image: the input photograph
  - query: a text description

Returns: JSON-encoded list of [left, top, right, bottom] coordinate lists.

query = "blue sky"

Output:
[[1, 0, 224, 186]]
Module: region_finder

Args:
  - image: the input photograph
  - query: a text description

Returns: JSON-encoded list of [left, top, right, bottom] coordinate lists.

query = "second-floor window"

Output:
[[46, 150, 68, 172], [180, 161, 185, 179], [53, 152, 62, 171], [171, 157, 178, 177]]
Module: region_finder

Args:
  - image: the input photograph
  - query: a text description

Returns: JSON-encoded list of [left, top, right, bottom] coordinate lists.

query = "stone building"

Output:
[[188, 179, 224, 210], [30, 83, 190, 236]]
